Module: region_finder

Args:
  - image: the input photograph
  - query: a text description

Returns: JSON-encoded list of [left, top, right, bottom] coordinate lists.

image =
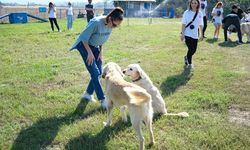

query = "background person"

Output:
[[181, 0, 203, 69], [200, 0, 208, 38], [48, 2, 61, 32], [226, 4, 246, 43], [212, 2, 223, 39], [70, 7, 124, 108], [85, 0, 94, 22], [66, 2, 73, 30], [242, 7, 250, 22], [222, 13, 243, 44], [230, 4, 246, 20]]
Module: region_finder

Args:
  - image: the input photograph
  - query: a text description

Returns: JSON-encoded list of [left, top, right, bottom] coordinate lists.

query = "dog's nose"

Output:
[[102, 74, 105, 78], [122, 70, 126, 74]]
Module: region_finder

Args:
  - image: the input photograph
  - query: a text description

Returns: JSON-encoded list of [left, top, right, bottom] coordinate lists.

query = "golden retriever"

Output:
[[102, 62, 154, 150], [123, 64, 189, 117]]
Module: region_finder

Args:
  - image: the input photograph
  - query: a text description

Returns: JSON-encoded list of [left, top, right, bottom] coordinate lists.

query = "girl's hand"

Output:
[[180, 34, 185, 42], [199, 35, 204, 41], [87, 52, 95, 65]]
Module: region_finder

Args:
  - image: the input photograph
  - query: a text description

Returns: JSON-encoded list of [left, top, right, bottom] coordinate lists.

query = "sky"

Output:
[[1, 0, 105, 5]]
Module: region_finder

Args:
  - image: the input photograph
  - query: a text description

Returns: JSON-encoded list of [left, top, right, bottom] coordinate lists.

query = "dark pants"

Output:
[[223, 15, 242, 42], [49, 18, 60, 31], [76, 42, 105, 101], [185, 36, 198, 65], [87, 14, 94, 22], [203, 16, 207, 37]]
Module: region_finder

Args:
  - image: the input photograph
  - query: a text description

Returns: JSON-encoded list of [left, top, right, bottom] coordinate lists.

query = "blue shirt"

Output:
[[70, 16, 112, 50]]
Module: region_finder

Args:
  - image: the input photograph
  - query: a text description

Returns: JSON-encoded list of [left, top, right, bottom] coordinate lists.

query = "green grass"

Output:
[[0, 18, 250, 150]]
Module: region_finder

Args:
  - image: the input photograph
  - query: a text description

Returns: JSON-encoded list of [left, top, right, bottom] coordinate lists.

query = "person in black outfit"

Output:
[[230, 4, 245, 19], [48, 2, 60, 32], [222, 13, 243, 44], [85, 0, 94, 22], [200, 0, 208, 38]]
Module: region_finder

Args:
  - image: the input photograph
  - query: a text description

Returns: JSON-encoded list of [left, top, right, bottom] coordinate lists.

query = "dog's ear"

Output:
[[136, 64, 146, 79]]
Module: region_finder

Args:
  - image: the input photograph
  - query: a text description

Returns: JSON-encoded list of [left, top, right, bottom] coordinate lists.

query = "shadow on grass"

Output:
[[205, 38, 218, 44], [160, 67, 192, 97], [65, 119, 131, 150], [11, 99, 104, 150], [218, 41, 239, 47]]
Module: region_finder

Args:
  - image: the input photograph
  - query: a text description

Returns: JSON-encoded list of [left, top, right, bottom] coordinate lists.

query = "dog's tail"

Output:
[[124, 87, 151, 106], [164, 112, 189, 117]]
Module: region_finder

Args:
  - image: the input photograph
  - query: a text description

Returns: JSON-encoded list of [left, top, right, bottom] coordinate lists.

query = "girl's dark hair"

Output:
[[232, 4, 238, 10], [189, 0, 200, 11], [106, 7, 124, 23], [49, 2, 53, 7]]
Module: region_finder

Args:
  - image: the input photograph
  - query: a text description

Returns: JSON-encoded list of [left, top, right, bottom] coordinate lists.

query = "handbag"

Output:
[[185, 11, 198, 29]]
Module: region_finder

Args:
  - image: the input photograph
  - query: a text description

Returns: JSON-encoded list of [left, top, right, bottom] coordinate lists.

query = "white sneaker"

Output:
[[82, 92, 96, 102], [100, 99, 108, 109]]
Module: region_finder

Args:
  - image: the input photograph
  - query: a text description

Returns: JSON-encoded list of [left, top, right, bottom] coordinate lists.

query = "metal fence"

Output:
[[0, 6, 104, 23]]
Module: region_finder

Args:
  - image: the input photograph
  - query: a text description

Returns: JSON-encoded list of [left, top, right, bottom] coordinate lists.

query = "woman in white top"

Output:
[[212, 2, 223, 39], [48, 2, 60, 32], [66, 2, 73, 30], [181, 0, 203, 69]]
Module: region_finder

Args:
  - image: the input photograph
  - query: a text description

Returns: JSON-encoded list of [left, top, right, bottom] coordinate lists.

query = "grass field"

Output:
[[0, 18, 250, 150]]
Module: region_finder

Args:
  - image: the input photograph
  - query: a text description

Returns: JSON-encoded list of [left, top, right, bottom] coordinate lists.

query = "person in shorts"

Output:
[[212, 2, 223, 39]]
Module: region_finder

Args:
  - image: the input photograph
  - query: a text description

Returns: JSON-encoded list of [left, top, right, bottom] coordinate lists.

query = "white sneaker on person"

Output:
[[82, 92, 96, 102], [100, 99, 108, 109]]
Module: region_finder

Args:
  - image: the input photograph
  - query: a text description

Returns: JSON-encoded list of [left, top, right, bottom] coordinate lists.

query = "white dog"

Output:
[[123, 64, 189, 117], [241, 22, 250, 43], [102, 62, 154, 150], [227, 22, 250, 43]]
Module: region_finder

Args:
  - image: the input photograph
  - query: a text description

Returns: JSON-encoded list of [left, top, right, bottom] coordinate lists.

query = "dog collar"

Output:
[[132, 76, 142, 82]]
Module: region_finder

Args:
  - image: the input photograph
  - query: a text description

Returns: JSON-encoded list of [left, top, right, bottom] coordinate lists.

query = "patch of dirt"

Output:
[[229, 106, 250, 126]]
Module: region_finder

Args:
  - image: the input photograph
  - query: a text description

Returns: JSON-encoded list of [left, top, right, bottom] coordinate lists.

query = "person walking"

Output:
[[66, 2, 74, 30], [48, 2, 61, 32], [212, 2, 223, 39], [85, 0, 94, 22], [70, 7, 124, 108], [200, 0, 207, 38], [181, 0, 203, 69]]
